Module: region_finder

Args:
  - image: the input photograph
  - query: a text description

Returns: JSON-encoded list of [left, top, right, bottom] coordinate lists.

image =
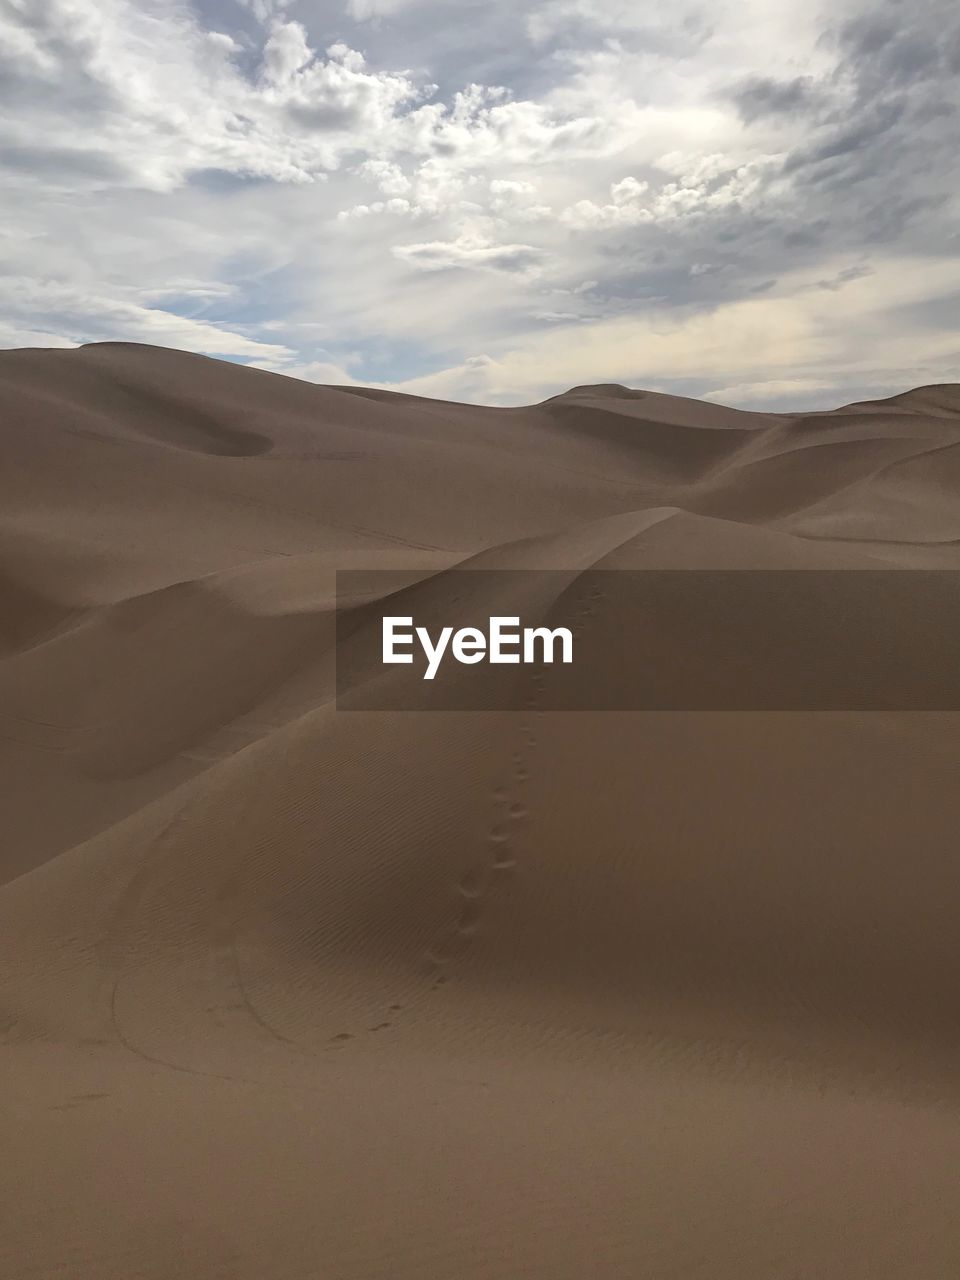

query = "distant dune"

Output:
[[3, 342, 960, 1278]]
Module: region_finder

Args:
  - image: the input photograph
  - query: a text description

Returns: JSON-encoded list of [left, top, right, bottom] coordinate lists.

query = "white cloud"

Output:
[[0, 276, 291, 360], [392, 236, 544, 274], [260, 20, 314, 84], [346, 0, 418, 18], [382, 355, 506, 401], [363, 254, 960, 406], [560, 175, 653, 228], [526, 0, 706, 44], [337, 198, 416, 220], [0, 4, 431, 191], [610, 175, 648, 203], [704, 377, 836, 403], [261, 357, 365, 385], [205, 31, 241, 55], [560, 153, 780, 228], [490, 179, 535, 199], [357, 159, 412, 195], [236, 0, 294, 22], [488, 179, 553, 222], [0, 323, 76, 351]]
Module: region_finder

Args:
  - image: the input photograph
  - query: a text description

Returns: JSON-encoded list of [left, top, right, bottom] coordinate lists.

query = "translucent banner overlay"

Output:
[[335, 570, 960, 711]]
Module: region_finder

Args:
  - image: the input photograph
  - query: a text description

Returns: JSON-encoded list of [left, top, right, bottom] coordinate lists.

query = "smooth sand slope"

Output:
[[2, 342, 960, 1277]]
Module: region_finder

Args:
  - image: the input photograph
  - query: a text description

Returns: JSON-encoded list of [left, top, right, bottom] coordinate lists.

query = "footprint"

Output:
[[51, 1093, 109, 1113], [330, 1032, 353, 1043], [458, 867, 485, 898], [457, 900, 482, 936], [488, 824, 510, 845], [509, 803, 529, 822]]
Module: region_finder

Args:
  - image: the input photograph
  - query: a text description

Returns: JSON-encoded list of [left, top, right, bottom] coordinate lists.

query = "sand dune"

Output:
[[2, 343, 960, 1277]]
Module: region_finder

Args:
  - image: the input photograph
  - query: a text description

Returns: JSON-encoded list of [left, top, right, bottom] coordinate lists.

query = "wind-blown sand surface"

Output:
[[2, 342, 960, 1277]]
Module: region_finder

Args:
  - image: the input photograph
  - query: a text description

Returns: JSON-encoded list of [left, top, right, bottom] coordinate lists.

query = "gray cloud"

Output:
[[815, 264, 874, 291], [784, 99, 907, 171], [730, 76, 818, 123], [0, 144, 127, 183]]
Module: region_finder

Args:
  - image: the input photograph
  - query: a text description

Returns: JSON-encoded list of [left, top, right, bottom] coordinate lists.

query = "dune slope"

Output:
[[2, 343, 960, 1278]]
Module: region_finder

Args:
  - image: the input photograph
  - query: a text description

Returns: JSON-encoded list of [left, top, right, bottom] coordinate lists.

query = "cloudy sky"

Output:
[[1, 0, 958, 407]]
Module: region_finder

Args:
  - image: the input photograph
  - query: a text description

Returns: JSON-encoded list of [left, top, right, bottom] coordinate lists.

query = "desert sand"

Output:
[[2, 341, 960, 1277]]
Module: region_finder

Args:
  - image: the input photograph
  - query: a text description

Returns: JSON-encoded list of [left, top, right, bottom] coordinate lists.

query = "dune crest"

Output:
[[2, 343, 960, 1279]]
